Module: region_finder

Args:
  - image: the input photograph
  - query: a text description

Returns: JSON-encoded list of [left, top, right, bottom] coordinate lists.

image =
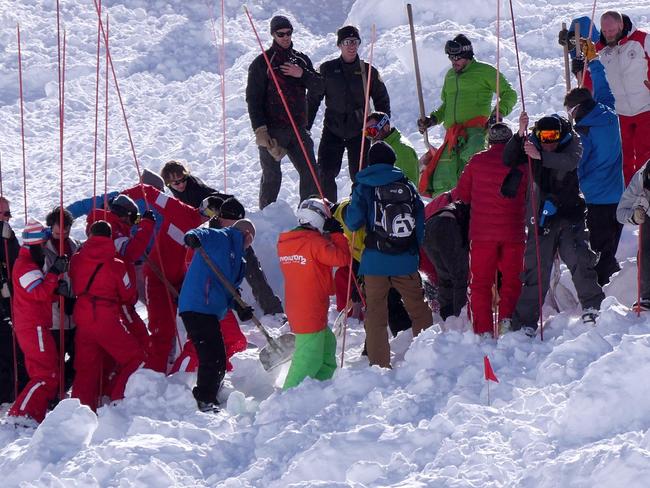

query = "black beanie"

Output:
[[453, 34, 474, 59], [220, 197, 246, 220], [337, 25, 361, 45], [367, 141, 396, 166], [270, 15, 292, 34], [535, 115, 563, 132], [488, 123, 513, 144]]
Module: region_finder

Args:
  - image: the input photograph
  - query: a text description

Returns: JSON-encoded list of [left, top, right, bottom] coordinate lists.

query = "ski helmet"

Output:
[[296, 198, 329, 232], [109, 194, 139, 224]]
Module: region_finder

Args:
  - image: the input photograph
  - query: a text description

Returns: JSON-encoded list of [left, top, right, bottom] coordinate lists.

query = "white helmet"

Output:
[[296, 198, 329, 232]]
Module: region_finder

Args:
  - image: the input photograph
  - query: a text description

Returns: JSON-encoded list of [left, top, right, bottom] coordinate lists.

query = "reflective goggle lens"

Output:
[[535, 129, 561, 143]]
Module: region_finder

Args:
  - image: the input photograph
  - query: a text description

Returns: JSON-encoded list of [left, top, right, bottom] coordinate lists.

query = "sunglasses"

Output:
[[448, 54, 463, 61], [341, 38, 360, 47], [364, 114, 390, 138], [167, 175, 188, 186], [274, 29, 293, 38], [444, 39, 472, 56], [535, 129, 562, 143]]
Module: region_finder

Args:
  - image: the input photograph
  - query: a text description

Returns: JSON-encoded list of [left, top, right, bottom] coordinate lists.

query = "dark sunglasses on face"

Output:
[[341, 38, 360, 47], [168, 175, 188, 186], [448, 54, 463, 61], [275, 29, 293, 38]]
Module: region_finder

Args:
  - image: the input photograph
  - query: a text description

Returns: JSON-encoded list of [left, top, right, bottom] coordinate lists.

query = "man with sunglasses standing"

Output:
[[308, 25, 391, 202], [418, 34, 517, 197], [503, 112, 604, 337], [246, 15, 322, 209]]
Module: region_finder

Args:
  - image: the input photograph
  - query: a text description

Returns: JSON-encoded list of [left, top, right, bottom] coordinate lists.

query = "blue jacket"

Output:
[[575, 59, 624, 205], [178, 227, 246, 318], [344, 164, 424, 276]]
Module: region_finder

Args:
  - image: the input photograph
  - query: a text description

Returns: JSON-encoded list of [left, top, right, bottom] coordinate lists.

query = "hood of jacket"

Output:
[[355, 164, 405, 187]]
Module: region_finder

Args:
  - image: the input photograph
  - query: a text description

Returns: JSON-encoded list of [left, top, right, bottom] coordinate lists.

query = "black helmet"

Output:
[[109, 194, 139, 224]]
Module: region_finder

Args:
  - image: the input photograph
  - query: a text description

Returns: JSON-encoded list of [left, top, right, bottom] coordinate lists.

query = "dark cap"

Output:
[[367, 141, 396, 166], [270, 15, 293, 34], [337, 25, 361, 45], [220, 197, 246, 220], [488, 123, 513, 144]]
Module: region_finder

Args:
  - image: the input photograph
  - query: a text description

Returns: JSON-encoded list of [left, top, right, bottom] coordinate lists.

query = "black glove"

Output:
[[55, 279, 70, 297], [233, 300, 254, 322], [417, 116, 437, 134], [571, 57, 585, 76], [323, 217, 343, 234], [64, 296, 76, 315], [558, 28, 570, 46], [142, 209, 156, 222], [500, 168, 523, 198], [49, 255, 69, 275], [184, 233, 201, 249]]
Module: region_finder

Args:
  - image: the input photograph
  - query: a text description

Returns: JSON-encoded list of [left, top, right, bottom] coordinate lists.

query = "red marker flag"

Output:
[[483, 355, 499, 383]]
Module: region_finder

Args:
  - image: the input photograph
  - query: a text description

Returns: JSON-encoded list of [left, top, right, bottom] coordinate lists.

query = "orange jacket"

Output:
[[277, 229, 350, 334]]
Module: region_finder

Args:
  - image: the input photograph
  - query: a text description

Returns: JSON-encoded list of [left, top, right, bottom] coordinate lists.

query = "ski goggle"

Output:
[[535, 129, 562, 143], [199, 204, 219, 219], [274, 29, 293, 38], [341, 38, 360, 47], [444, 40, 472, 56], [364, 114, 390, 138]]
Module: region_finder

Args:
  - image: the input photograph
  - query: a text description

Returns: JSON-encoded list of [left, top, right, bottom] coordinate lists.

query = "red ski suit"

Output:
[[86, 209, 154, 353], [70, 235, 145, 411], [123, 184, 202, 373], [8, 247, 59, 423], [455, 143, 527, 335]]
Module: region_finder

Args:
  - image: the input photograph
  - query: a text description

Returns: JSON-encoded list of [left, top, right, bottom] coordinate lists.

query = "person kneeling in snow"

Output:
[[278, 198, 350, 389], [179, 219, 255, 412], [8, 219, 68, 424], [616, 162, 650, 310], [70, 221, 145, 411]]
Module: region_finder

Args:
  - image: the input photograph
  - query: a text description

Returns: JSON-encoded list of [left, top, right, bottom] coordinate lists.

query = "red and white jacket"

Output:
[[12, 247, 58, 331], [596, 22, 650, 116]]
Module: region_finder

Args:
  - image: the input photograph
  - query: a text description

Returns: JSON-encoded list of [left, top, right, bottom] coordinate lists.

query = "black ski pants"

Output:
[[180, 311, 226, 404], [586, 203, 623, 286], [245, 246, 283, 315]]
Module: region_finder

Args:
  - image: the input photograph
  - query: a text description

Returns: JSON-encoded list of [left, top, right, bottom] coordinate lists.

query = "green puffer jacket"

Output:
[[431, 59, 517, 128], [383, 128, 419, 185]]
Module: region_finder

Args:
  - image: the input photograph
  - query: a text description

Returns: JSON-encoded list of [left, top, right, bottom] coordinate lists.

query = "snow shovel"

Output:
[[196, 247, 295, 371]]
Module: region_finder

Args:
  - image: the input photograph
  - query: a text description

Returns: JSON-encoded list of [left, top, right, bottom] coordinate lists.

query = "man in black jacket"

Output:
[[246, 15, 322, 209], [503, 112, 603, 337], [160, 161, 221, 209], [308, 25, 391, 202]]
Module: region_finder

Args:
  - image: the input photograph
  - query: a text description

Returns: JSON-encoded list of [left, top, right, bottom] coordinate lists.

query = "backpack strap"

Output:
[[82, 263, 104, 295]]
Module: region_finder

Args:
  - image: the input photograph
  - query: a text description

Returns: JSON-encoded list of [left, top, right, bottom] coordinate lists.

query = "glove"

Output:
[[580, 38, 598, 62], [500, 168, 523, 198], [184, 233, 201, 249], [234, 300, 254, 322], [0, 222, 12, 239], [323, 217, 343, 234], [539, 200, 558, 228], [254, 125, 273, 148], [267, 139, 288, 161], [49, 255, 69, 275], [141, 209, 156, 222], [55, 279, 71, 297], [558, 28, 570, 46], [417, 116, 436, 134], [571, 57, 585, 76], [631, 207, 647, 225]]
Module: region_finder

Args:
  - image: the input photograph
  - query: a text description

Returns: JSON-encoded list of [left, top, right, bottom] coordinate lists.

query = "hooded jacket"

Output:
[[595, 16, 650, 116], [574, 59, 624, 205], [344, 164, 424, 276], [307, 55, 390, 140], [430, 58, 517, 128], [246, 41, 322, 131], [455, 143, 527, 243], [277, 229, 349, 333], [70, 235, 136, 326], [178, 227, 246, 319], [503, 119, 585, 223]]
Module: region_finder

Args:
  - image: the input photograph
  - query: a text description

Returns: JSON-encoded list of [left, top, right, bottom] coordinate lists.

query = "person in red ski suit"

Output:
[[70, 221, 145, 411], [85, 195, 155, 355], [8, 219, 68, 423], [455, 123, 527, 336], [122, 184, 205, 373]]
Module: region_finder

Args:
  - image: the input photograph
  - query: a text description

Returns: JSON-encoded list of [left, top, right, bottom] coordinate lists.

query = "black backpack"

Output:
[[365, 179, 418, 255]]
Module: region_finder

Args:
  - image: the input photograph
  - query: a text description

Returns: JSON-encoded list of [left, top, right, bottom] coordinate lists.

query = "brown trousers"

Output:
[[364, 272, 433, 368]]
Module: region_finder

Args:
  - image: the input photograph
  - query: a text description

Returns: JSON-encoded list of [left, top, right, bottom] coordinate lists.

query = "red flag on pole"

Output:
[[484, 355, 499, 383]]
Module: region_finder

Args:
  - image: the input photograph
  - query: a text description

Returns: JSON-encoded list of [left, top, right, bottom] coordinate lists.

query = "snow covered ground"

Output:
[[1, 0, 650, 486]]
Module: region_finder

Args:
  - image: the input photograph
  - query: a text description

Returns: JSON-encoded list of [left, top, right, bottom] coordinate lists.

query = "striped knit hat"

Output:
[[22, 218, 49, 246]]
